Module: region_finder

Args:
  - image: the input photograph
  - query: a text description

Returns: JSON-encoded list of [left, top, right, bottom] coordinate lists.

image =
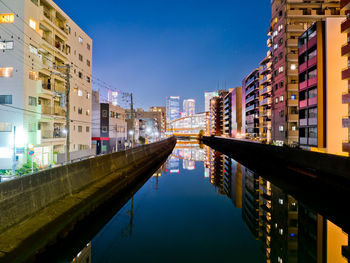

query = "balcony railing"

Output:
[[299, 62, 307, 73], [246, 95, 255, 104], [343, 117, 350, 128], [308, 56, 317, 68], [341, 42, 350, 57], [307, 36, 317, 49], [299, 99, 307, 108], [299, 80, 307, 91], [308, 76, 317, 88], [308, 97, 317, 106], [342, 92, 350, 104]]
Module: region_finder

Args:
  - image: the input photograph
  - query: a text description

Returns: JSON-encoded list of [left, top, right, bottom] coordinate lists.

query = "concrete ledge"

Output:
[[202, 136, 350, 186], [0, 137, 176, 261]]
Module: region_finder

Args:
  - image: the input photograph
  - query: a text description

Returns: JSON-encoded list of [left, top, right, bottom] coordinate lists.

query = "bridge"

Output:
[[166, 112, 207, 138]]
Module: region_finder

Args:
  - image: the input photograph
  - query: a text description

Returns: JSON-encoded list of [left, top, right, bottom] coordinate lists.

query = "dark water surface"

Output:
[[58, 143, 349, 263]]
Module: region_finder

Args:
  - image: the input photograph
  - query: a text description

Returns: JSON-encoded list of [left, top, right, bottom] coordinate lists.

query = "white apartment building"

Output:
[[0, 0, 92, 170]]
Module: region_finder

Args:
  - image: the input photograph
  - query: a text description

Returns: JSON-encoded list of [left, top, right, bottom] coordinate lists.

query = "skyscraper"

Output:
[[204, 91, 218, 112], [166, 96, 180, 123], [182, 99, 195, 117]]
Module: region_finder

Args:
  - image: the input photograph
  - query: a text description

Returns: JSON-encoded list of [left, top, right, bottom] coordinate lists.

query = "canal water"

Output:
[[49, 143, 349, 263]]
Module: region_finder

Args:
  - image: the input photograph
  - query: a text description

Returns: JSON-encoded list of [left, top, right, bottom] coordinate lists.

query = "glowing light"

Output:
[[0, 14, 14, 24], [129, 130, 134, 136], [29, 19, 37, 30]]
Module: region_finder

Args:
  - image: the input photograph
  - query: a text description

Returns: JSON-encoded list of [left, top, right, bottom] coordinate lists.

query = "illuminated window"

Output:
[[29, 71, 38, 80], [78, 36, 83, 44], [0, 67, 13, 78], [278, 66, 284, 73], [0, 14, 14, 24], [279, 228, 283, 235], [78, 89, 83, 96], [0, 95, 12, 104], [29, 45, 38, 55], [275, 98, 279, 104], [292, 125, 297, 131], [278, 198, 284, 205], [279, 125, 284, 132], [279, 95, 284, 102], [29, 19, 37, 30], [78, 107, 83, 114], [86, 92, 90, 99], [0, 41, 14, 50]]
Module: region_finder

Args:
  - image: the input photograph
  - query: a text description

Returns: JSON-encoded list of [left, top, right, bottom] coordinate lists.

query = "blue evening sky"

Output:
[[54, 0, 271, 112]]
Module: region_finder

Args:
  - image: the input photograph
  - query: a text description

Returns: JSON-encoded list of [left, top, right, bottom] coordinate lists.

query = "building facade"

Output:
[[0, 0, 92, 169], [149, 106, 166, 137], [166, 96, 180, 123], [92, 91, 127, 154], [269, 0, 343, 145], [182, 99, 195, 117], [298, 19, 348, 155], [341, 0, 350, 154], [204, 91, 218, 112], [242, 69, 260, 139]]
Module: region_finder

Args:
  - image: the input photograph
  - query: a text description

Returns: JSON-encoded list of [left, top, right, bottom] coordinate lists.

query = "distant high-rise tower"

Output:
[[205, 91, 218, 112], [166, 96, 180, 123], [107, 90, 119, 106], [183, 99, 196, 117]]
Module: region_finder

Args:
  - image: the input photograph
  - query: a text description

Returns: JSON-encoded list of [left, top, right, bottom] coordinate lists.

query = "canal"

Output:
[[38, 142, 349, 263]]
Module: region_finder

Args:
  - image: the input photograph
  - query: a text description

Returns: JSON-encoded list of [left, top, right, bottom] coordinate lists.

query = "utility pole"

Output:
[[65, 64, 71, 162], [12, 125, 16, 175]]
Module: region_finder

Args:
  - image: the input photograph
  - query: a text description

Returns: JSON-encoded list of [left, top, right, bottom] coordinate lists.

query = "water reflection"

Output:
[[70, 144, 349, 263], [207, 148, 350, 263]]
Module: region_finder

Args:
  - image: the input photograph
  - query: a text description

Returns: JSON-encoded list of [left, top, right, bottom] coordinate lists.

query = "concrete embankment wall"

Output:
[[0, 137, 176, 261], [202, 136, 350, 184]]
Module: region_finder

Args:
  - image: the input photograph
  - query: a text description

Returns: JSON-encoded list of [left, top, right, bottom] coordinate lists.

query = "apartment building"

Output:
[[92, 91, 127, 154], [223, 89, 234, 137], [298, 19, 347, 155], [341, 0, 350, 154], [182, 99, 195, 117], [269, 0, 343, 145], [0, 0, 92, 169], [149, 106, 166, 136], [209, 90, 228, 136], [242, 69, 260, 139], [259, 53, 272, 143]]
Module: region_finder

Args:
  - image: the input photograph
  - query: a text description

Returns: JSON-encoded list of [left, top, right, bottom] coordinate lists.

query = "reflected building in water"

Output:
[[207, 147, 349, 263]]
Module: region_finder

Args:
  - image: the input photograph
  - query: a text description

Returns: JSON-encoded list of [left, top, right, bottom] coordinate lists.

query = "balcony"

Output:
[[54, 107, 65, 117], [309, 118, 317, 126], [308, 97, 317, 106], [246, 95, 255, 104], [307, 36, 317, 49], [343, 117, 350, 128], [288, 130, 298, 138], [288, 9, 303, 16], [39, 104, 52, 115], [342, 92, 350, 104], [287, 38, 298, 47], [260, 98, 271, 106], [299, 80, 307, 91], [246, 104, 256, 112], [260, 86, 271, 96], [300, 137, 308, 145], [342, 68, 350, 80], [299, 62, 307, 73], [288, 83, 298, 91], [308, 76, 317, 88], [341, 18, 350, 34], [288, 114, 298, 122], [341, 42, 350, 57], [299, 99, 307, 108], [343, 141, 350, 153], [287, 53, 298, 62], [308, 56, 317, 68], [287, 24, 306, 33], [300, 118, 307, 126], [288, 99, 298, 107], [246, 86, 256, 96]]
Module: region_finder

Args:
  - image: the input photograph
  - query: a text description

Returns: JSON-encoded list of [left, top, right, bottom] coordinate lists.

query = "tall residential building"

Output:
[[149, 106, 166, 136], [223, 89, 234, 137], [269, 0, 343, 145], [242, 69, 260, 139], [209, 90, 228, 136], [204, 91, 218, 112], [259, 52, 272, 143], [166, 96, 180, 123], [0, 0, 92, 169], [231, 87, 243, 138], [298, 19, 348, 155], [182, 99, 195, 117], [341, 0, 350, 155]]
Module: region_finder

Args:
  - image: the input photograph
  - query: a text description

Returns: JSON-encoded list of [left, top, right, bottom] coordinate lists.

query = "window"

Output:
[[0, 67, 13, 77], [29, 71, 38, 80], [278, 24, 283, 31], [275, 97, 279, 104], [78, 126, 82, 132], [278, 37, 283, 46], [292, 125, 297, 131], [0, 41, 14, 50], [274, 44, 278, 50], [279, 125, 284, 132], [78, 36, 83, 44], [278, 52, 283, 60], [273, 57, 278, 63], [0, 122, 12, 132], [86, 126, 90, 132], [278, 66, 284, 73], [110, 111, 115, 118], [102, 126, 108, 133], [280, 110, 284, 117], [308, 68, 317, 79], [102, 110, 108, 117], [278, 198, 284, 205], [78, 72, 82, 79], [29, 19, 37, 30], [279, 95, 284, 102], [0, 95, 12, 104], [279, 81, 284, 88], [78, 89, 83, 96], [86, 110, 90, 116], [78, 107, 83, 114], [309, 127, 317, 138], [86, 92, 90, 99], [87, 43, 91, 50], [308, 107, 317, 118], [0, 14, 14, 24], [86, 76, 91, 83], [66, 45, 71, 54], [87, 60, 91, 67], [308, 88, 317, 98], [79, 54, 83, 62], [28, 96, 37, 106], [29, 45, 38, 55], [66, 25, 71, 34]]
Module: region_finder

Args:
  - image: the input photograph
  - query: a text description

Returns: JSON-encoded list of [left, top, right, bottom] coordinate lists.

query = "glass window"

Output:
[[78, 72, 82, 78], [102, 110, 108, 117], [102, 126, 108, 133], [78, 36, 83, 44], [279, 125, 284, 132], [79, 54, 83, 61], [308, 107, 317, 118], [78, 107, 83, 114], [86, 126, 90, 132], [0, 95, 12, 104], [308, 88, 317, 98], [29, 45, 38, 55], [279, 95, 284, 102], [0, 41, 14, 50], [309, 127, 317, 138], [87, 43, 91, 50], [78, 90, 83, 96], [78, 126, 82, 132], [0, 14, 14, 24], [0, 67, 13, 77], [87, 60, 91, 67], [0, 122, 12, 132], [28, 96, 37, 106], [29, 19, 37, 30], [29, 71, 38, 80]]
